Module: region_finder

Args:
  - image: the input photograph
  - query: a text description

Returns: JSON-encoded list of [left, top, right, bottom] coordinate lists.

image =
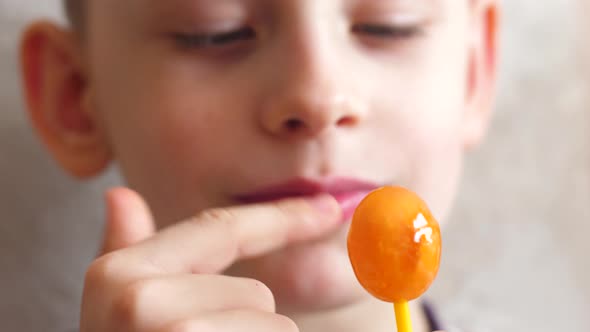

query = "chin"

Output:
[[225, 229, 368, 313]]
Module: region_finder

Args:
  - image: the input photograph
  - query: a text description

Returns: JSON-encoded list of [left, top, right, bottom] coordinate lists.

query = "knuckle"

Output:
[[273, 199, 299, 217], [111, 279, 154, 328], [196, 208, 238, 241], [267, 202, 297, 239], [84, 252, 123, 290], [273, 198, 309, 226], [195, 207, 240, 256], [197, 208, 235, 226]]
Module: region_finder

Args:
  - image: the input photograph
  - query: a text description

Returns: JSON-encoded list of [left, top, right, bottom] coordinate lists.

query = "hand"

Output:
[[80, 187, 341, 332]]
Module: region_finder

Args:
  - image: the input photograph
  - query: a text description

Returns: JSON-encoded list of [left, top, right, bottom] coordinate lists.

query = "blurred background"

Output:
[[1, 1, 588, 331]]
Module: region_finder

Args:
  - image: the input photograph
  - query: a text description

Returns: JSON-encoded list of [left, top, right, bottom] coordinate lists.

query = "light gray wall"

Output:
[[0, 2, 120, 332], [1, 1, 588, 331], [430, 0, 590, 331]]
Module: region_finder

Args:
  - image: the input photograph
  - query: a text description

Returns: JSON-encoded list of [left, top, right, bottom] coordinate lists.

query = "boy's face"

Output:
[[28, 0, 497, 313]]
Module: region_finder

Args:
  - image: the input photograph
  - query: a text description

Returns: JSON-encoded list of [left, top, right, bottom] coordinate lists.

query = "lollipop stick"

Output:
[[394, 301, 413, 332]]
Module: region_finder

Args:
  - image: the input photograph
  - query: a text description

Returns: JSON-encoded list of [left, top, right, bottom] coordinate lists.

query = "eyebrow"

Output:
[[147, 0, 244, 13]]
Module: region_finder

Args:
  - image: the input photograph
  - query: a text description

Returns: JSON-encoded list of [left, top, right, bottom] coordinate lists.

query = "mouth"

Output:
[[235, 177, 382, 222]]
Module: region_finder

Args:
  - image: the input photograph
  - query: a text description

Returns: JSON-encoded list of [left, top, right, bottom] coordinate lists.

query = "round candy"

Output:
[[347, 186, 441, 303]]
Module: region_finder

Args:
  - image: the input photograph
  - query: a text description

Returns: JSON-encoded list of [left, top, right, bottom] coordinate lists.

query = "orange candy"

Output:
[[347, 186, 441, 303]]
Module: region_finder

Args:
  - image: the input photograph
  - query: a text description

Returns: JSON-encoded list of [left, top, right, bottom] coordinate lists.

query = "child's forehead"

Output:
[[92, 0, 465, 33], [119, 0, 450, 15]]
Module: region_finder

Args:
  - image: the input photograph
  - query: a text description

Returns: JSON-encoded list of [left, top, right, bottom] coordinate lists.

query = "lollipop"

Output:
[[347, 186, 441, 332]]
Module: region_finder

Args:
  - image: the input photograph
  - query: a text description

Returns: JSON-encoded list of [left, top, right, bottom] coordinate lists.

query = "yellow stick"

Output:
[[394, 301, 413, 332]]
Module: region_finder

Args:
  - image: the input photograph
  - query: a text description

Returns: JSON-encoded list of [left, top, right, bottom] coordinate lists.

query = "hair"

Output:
[[64, 0, 84, 29]]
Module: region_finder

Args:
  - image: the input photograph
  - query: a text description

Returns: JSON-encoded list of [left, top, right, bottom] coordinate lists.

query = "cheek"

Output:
[[411, 52, 469, 220], [95, 76, 240, 221], [90, 31, 267, 222], [410, 124, 464, 221], [399, 73, 466, 220], [370, 53, 467, 221]]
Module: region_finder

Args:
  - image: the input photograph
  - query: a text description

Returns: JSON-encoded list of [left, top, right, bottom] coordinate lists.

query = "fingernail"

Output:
[[308, 194, 340, 216]]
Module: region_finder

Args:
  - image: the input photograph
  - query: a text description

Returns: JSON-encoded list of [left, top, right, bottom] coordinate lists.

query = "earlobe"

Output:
[[20, 21, 112, 178], [463, 1, 500, 150]]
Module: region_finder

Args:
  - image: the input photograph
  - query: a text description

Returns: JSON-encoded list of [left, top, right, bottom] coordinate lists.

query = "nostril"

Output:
[[285, 118, 304, 131], [337, 116, 357, 127]]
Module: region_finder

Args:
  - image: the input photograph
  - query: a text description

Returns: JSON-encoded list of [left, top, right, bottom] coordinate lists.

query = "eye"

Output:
[[173, 27, 256, 49], [352, 24, 424, 40]]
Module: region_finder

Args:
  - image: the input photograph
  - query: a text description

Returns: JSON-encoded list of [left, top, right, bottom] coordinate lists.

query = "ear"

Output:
[[462, 0, 500, 150], [20, 21, 112, 179]]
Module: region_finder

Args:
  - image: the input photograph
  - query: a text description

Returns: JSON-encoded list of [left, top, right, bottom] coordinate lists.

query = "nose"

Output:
[[259, 33, 367, 139]]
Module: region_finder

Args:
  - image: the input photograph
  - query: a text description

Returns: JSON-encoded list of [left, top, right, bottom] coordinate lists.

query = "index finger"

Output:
[[118, 194, 341, 276]]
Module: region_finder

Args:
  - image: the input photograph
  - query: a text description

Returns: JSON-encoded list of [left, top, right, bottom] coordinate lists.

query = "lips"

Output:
[[235, 177, 381, 222]]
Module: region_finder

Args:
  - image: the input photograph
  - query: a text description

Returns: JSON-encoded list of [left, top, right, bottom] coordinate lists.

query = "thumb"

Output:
[[99, 187, 156, 256]]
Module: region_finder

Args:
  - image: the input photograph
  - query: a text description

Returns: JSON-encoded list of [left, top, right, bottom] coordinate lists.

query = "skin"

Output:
[[20, 0, 498, 331]]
